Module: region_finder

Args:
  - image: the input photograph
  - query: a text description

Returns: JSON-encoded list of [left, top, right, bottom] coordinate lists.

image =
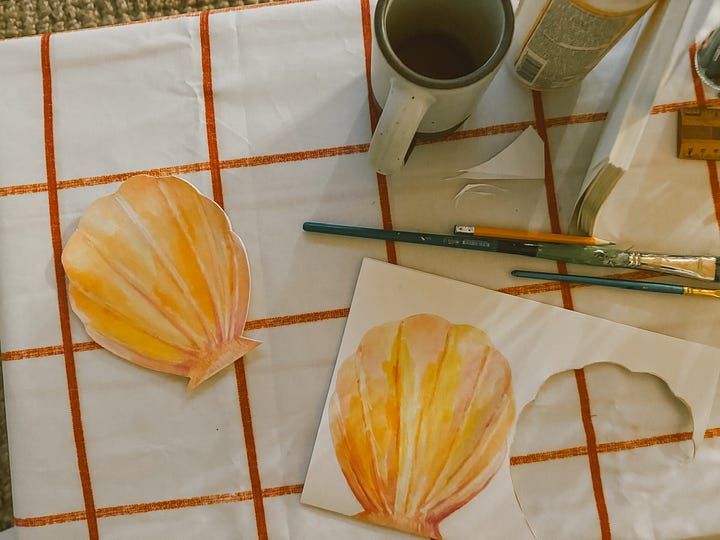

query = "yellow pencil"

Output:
[[453, 225, 612, 245]]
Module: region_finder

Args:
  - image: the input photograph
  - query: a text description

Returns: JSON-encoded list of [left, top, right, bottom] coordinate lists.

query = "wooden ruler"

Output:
[[677, 107, 720, 160]]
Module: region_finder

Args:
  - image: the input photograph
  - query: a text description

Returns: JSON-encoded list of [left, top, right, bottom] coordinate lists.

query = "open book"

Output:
[[570, 0, 692, 234]]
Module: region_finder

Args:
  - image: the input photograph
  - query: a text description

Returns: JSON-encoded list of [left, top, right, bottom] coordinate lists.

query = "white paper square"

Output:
[[0, 36, 46, 188], [507, 457, 598, 540], [209, 1, 370, 160], [3, 355, 87, 518], [0, 192, 61, 351], [96, 499, 258, 540], [509, 368, 586, 457], [386, 129, 573, 293], [245, 318, 348, 489], [220, 154, 387, 320], [15, 521, 91, 540], [74, 348, 252, 508], [391, 135, 551, 232], [50, 17, 207, 181]]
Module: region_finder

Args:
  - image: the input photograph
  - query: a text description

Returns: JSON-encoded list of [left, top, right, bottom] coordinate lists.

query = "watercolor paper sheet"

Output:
[[302, 259, 720, 539]]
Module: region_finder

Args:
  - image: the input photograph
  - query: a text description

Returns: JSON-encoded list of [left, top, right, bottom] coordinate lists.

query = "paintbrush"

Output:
[[511, 270, 720, 298], [302, 221, 720, 281]]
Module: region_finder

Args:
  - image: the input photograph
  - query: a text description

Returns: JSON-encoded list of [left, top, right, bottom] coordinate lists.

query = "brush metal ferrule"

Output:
[[684, 287, 720, 298], [628, 252, 717, 281]]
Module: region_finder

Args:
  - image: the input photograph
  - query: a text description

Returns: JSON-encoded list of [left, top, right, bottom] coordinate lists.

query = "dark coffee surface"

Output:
[[393, 32, 477, 80]]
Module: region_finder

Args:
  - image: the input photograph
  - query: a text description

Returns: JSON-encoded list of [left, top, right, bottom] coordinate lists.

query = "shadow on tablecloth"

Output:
[[0, 363, 10, 531]]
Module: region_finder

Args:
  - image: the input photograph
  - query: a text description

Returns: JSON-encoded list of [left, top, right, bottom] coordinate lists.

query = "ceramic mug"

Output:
[[368, 0, 514, 175]]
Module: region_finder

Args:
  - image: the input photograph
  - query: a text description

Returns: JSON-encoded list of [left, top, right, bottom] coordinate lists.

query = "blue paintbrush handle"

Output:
[[511, 270, 685, 295]]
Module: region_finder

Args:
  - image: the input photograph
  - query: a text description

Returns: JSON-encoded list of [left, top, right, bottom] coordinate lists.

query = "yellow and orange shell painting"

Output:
[[329, 314, 514, 539], [61, 174, 260, 390]]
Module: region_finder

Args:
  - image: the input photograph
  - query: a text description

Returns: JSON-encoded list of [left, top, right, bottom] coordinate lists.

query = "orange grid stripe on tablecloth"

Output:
[[531, 88, 612, 537], [14, 484, 304, 528], [574, 368, 611, 540], [531, 86, 613, 536], [12, 427, 720, 528], [40, 32, 100, 540], [2, 2, 720, 538], [199, 10, 269, 538], [0, 270, 661, 363], [361, 0, 396, 264], [5, 99, 720, 199]]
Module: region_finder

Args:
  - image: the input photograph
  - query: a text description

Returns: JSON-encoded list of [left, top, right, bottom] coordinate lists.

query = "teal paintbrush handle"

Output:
[[302, 222, 534, 255], [511, 270, 685, 295], [302, 221, 719, 281]]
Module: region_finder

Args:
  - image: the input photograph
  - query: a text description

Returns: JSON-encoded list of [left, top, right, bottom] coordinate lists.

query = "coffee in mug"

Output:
[[368, 0, 514, 175]]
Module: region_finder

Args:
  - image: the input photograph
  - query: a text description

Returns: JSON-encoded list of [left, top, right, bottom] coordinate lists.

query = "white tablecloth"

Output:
[[1, 1, 720, 538]]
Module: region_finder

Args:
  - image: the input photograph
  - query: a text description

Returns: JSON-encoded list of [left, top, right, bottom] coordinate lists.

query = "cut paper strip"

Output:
[[454, 126, 545, 181], [61, 174, 260, 390], [453, 183, 509, 205]]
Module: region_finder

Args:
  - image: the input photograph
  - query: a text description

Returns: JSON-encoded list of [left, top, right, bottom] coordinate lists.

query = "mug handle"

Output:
[[368, 77, 436, 175]]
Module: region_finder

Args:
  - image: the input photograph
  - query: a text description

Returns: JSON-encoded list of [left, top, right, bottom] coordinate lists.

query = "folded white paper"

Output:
[[453, 127, 545, 181]]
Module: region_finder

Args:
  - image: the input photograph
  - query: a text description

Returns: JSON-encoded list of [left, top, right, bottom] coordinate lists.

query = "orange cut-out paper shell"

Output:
[[329, 314, 515, 539], [61, 174, 260, 390]]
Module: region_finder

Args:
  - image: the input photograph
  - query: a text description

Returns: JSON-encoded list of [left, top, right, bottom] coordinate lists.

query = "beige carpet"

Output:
[[0, 0, 273, 39], [0, 0, 270, 531]]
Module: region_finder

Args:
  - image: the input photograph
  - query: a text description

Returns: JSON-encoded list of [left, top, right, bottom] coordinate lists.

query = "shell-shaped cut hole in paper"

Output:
[[61, 174, 260, 390], [509, 363, 693, 540], [329, 313, 515, 539]]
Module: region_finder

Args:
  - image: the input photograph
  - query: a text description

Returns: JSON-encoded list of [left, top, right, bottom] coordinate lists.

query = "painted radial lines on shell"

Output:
[[329, 314, 514, 539], [60, 175, 260, 390]]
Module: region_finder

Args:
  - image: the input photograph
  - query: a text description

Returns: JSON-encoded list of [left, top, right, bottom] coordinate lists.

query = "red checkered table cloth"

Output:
[[1, 1, 720, 538]]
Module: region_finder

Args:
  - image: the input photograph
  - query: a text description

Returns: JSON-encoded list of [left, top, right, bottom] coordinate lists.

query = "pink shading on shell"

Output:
[[330, 314, 514, 539], [61, 174, 260, 389]]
